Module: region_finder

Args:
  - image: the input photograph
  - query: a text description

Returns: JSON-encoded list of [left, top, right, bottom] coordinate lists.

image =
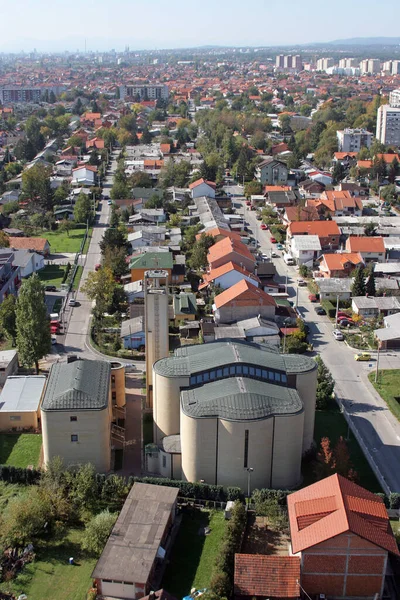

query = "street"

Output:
[[236, 194, 400, 493]]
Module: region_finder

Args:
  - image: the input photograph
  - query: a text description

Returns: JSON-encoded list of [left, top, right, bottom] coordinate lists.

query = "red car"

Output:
[[261, 224, 267, 230], [308, 294, 317, 302], [270, 236, 277, 243], [337, 311, 349, 318], [338, 316, 355, 325], [246, 200, 251, 206]]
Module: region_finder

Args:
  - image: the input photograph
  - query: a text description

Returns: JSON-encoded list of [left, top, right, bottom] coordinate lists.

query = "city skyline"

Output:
[[0, 0, 399, 53]]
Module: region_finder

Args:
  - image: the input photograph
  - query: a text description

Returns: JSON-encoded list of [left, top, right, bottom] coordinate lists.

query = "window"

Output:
[[112, 391, 117, 401], [244, 430, 249, 468], [268, 371, 275, 381], [243, 365, 249, 375], [70, 416, 77, 422], [274, 372, 281, 382], [217, 369, 223, 378], [10, 415, 21, 421], [162, 455, 167, 468], [196, 374, 203, 384], [71, 434, 78, 442], [204, 372, 210, 382], [236, 365, 242, 375], [256, 368, 261, 377], [229, 366, 235, 375], [223, 367, 229, 377], [210, 370, 216, 380], [262, 369, 268, 379], [281, 374, 287, 383], [190, 376, 196, 385]]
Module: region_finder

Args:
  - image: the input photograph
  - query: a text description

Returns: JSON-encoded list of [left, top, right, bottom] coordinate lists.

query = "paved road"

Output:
[[239, 198, 400, 493]]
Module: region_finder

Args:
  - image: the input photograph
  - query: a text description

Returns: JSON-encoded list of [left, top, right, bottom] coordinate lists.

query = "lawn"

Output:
[[368, 369, 400, 422], [390, 519, 400, 537], [302, 410, 382, 493], [0, 434, 42, 468], [34, 227, 89, 254], [162, 509, 227, 598], [38, 264, 67, 287], [0, 528, 96, 600], [72, 265, 83, 290]]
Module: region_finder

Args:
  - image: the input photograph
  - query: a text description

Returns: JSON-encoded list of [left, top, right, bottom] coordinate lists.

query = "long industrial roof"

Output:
[[0, 376, 46, 413], [153, 340, 315, 377]]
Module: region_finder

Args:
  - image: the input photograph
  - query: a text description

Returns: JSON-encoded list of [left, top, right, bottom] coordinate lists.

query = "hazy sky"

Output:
[[0, 0, 399, 52]]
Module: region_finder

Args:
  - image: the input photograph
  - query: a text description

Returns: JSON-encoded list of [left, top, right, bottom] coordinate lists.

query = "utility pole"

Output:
[[296, 285, 299, 308], [375, 343, 381, 383], [335, 294, 339, 327]]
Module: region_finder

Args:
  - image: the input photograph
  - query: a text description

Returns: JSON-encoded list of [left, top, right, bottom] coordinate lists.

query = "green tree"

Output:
[[103, 246, 128, 279], [351, 267, 366, 297], [315, 356, 334, 410], [364, 222, 377, 236], [58, 218, 73, 237], [81, 267, 116, 317], [0, 486, 52, 548], [82, 510, 118, 555], [74, 193, 92, 224], [99, 227, 127, 254], [188, 233, 215, 270], [244, 180, 263, 198], [0, 294, 17, 345], [15, 274, 51, 372], [111, 180, 129, 200], [0, 230, 10, 248], [366, 270, 376, 296], [129, 171, 153, 188], [21, 164, 54, 210], [381, 184, 397, 204]]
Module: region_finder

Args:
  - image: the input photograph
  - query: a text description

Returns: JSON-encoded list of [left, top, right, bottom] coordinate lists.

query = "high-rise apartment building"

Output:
[[283, 55, 292, 69], [360, 58, 381, 74], [316, 58, 334, 71], [389, 88, 400, 108], [291, 55, 302, 70], [275, 54, 284, 68], [336, 128, 373, 153], [376, 104, 400, 145], [275, 55, 302, 71], [392, 61, 400, 75], [119, 84, 169, 101], [339, 58, 358, 68]]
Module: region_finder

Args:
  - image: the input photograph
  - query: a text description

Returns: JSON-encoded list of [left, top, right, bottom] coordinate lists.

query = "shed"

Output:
[[0, 375, 46, 430], [0, 349, 18, 386]]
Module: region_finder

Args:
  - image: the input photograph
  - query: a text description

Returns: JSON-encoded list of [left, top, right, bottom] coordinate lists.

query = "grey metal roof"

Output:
[[0, 376, 46, 413], [153, 340, 315, 377], [0, 349, 17, 369], [161, 434, 181, 453], [181, 377, 303, 421], [120, 316, 145, 338], [317, 278, 353, 293], [41, 359, 111, 411], [92, 483, 179, 584], [291, 235, 321, 251], [353, 296, 400, 310]]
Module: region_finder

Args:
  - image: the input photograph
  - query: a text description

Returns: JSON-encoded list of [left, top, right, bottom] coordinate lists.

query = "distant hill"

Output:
[[327, 37, 400, 46]]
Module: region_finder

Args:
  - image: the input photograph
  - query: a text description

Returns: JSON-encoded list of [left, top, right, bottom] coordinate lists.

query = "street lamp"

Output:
[[246, 467, 253, 502]]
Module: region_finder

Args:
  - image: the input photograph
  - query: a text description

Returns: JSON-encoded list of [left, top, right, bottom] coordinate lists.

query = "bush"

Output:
[[128, 476, 244, 502], [389, 493, 400, 510], [252, 488, 291, 507], [321, 300, 336, 318], [0, 464, 41, 485], [82, 510, 118, 555], [62, 262, 72, 284]]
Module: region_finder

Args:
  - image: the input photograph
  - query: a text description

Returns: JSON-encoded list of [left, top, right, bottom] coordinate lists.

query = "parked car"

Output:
[[107, 200, 113, 205], [315, 307, 326, 315], [246, 200, 251, 206], [333, 329, 344, 341], [271, 251, 278, 258], [298, 279, 307, 287], [45, 285, 57, 292], [95, 263, 101, 271], [270, 237, 277, 243], [308, 293, 317, 302], [51, 335, 57, 345], [276, 243, 284, 250], [261, 223, 267, 230], [354, 352, 371, 361], [339, 319, 355, 328], [68, 297, 76, 307], [337, 311, 350, 318], [338, 316, 355, 325]]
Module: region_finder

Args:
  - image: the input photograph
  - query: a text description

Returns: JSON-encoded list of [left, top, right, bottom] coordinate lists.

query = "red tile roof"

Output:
[[195, 227, 242, 242], [214, 278, 276, 309], [208, 236, 256, 265], [288, 473, 399, 556], [288, 221, 340, 237], [189, 178, 216, 190], [376, 153, 400, 164], [8, 237, 49, 252], [234, 555, 300, 598], [199, 262, 259, 290], [347, 236, 385, 253], [321, 252, 363, 272], [334, 152, 358, 160]]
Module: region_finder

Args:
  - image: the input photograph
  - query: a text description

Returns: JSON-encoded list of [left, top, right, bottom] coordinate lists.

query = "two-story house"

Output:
[[345, 236, 385, 263], [255, 157, 288, 185], [287, 221, 341, 251], [318, 252, 364, 278], [0, 252, 21, 302]]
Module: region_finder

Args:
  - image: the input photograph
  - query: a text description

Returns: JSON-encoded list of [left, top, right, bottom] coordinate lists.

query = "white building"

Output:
[[376, 105, 400, 146], [119, 84, 169, 101], [336, 128, 373, 153], [291, 235, 322, 265], [389, 89, 400, 108], [339, 58, 359, 68], [360, 59, 381, 74], [316, 58, 334, 71]]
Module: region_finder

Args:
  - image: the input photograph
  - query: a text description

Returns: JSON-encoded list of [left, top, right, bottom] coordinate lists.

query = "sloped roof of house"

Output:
[[334, 152, 358, 160], [234, 555, 300, 598], [347, 236, 385, 253], [189, 178, 216, 190], [376, 153, 400, 164], [214, 278, 276, 309], [199, 262, 260, 290], [288, 473, 399, 555], [195, 227, 242, 242], [285, 206, 319, 222], [289, 221, 340, 237], [207, 236, 255, 265], [8, 237, 49, 252], [120, 316, 145, 338], [321, 252, 364, 272]]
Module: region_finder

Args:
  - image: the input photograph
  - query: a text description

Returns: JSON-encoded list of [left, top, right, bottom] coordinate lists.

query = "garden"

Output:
[[369, 369, 400, 422], [0, 434, 42, 469], [33, 226, 91, 254]]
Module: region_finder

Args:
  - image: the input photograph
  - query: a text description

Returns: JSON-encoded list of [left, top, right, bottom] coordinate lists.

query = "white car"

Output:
[[298, 279, 307, 286], [51, 335, 57, 345], [332, 329, 344, 341], [68, 298, 76, 307]]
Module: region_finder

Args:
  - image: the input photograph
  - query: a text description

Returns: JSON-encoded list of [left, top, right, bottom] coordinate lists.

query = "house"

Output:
[[375, 312, 400, 349], [339, 182, 368, 196], [256, 157, 288, 185], [0, 375, 46, 431], [215, 315, 280, 345], [318, 252, 364, 278], [287, 221, 340, 250], [298, 179, 325, 197], [41, 359, 112, 472], [290, 235, 321, 265], [283, 205, 319, 224], [124, 280, 145, 303], [0, 248, 44, 278], [8, 237, 50, 257], [0, 252, 21, 302], [133, 209, 166, 224], [320, 190, 363, 216], [189, 178, 216, 199], [345, 236, 385, 263], [172, 293, 197, 323], [234, 555, 300, 600], [213, 279, 276, 324], [199, 262, 260, 291], [120, 317, 145, 350], [207, 237, 256, 273], [129, 252, 173, 283], [92, 483, 179, 600], [352, 296, 400, 318], [287, 474, 399, 600], [0, 350, 18, 386], [128, 227, 166, 251], [265, 189, 300, 208], [71, 165, 97, 186], [316, 277, 353, 302]]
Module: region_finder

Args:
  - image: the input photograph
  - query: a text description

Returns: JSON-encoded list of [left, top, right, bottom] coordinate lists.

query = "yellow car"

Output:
[[354, 352, 371, 361]]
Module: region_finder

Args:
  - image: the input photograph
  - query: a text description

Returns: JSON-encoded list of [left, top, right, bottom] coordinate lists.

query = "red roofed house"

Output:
[[86, 137, 105, 150], [195, 227, 242, 244], [234, 555, 300, 600], [8, 237, 50, 256], [288, 473, 399, 599], [287, 221, 340, 251], [318, 252, 364, 278], [345, 236, 386, 263], [189, 178, 216, 199], [72, 165, 97, 186], [207, 237, 256, 273], [320, 190, 363, 216], [213, 279, 276, 324], [199, 262, 259, 291]]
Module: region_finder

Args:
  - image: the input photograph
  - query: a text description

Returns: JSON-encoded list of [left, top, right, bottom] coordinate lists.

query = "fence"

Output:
[[58, 224, 90, 324]]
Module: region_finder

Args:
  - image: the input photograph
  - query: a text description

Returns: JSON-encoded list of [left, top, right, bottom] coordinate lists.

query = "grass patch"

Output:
[[0, 481, 26, 512], [0, 434, 42, 468], [0, 528, 96, 600], [82, 227, 93, 254], [34, 227, 88, 254], [72, 265, 83, 290], [162, 509, 227, 598], [38, 264, 67, 287], [368, 370, 400, 422], [302, 410, 381, 492], [390, 518, 400, 536]]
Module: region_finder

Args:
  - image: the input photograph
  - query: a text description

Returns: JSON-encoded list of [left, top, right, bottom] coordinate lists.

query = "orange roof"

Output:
[[234, 555, 300, 598], [143, 159, 164, 168], [334, 152, 358, 160], [289, 221, 340, 237], [322, 252, 363, 272], [199, 262, 259, 290], [195, 227, 242, 242], [160, 143, 171, 154], [321, 190, 362, 212], [288, 474, 399, 556], [376, 153, 400, 164], [264, 185, 291, 192], [214, 279, 276, 309], [347, 236, 385, 253], [357, 160, 373, 169], [189, 178, 216, 190], [8, 237, 49, 252], [208, 237, 256, 265], [82, 112, 101, 121]]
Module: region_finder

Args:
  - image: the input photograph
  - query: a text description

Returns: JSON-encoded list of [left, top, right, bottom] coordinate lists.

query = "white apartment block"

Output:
[[336, 128, 373, 153], [119, 84, 169, 101], [376, 104, 400, 145], [276, 54, 284, 68], [360, 59, 381, 74], [276, 54, 302, 71], [339, 58, 358, 68], [316, 58, 334, 71], [389, 89, 400, 108]]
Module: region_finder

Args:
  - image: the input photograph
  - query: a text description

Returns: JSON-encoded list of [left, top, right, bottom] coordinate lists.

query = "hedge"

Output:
[[0, 464, 41, 485], [127, 476, 244, 502], [321, 299, 336, 318]]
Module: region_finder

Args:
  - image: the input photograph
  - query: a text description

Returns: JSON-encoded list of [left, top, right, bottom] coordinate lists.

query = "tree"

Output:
[[189, 234, 215, 270], [364, 222, 377, 236], [366, 270, 376, 297], [15, 274, 51, 372], [333, 436, 357, 480], [110, 180, 129, 200], [381, 184, 397, 204], [21, 164, 54, 210], [1, 486, 52, 548], [74, 193, 92, 224], [351, 266, 366, 297], [99, 227, 127, 254], [103, 246, 128, 279], [81, 267, 116, 317], [129, 171, 153, 188], [13, 138, 36, 161], [0, 294, 17, 345], [0, 230, 9, 248], [315, 356, 334, 410], [315, 437, 335, 479], [244, 180, 262, 198], [82, 510, 118, 555], [58, 218, 73, 237]]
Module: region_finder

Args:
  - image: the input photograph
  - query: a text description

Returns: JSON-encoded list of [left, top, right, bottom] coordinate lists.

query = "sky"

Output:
[[0, 0, 399, 52]]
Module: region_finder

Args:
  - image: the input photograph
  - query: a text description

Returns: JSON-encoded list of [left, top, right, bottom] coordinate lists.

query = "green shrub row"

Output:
[[321, 299, 336, 318], [0, 464, 41, 485], [62, 262, 72, 284], [127, 476, 244, 502]]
